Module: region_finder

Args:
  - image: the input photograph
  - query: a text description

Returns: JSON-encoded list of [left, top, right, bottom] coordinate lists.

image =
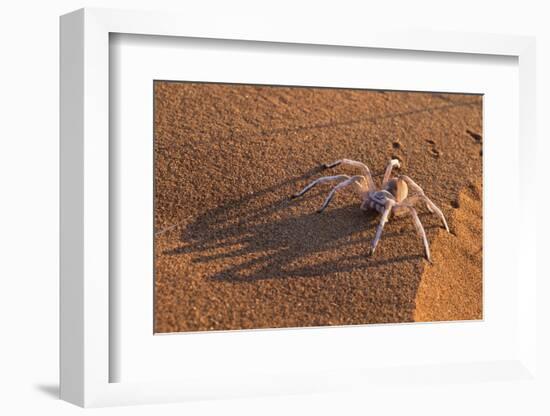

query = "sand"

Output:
[[154, 81, 483, 333]]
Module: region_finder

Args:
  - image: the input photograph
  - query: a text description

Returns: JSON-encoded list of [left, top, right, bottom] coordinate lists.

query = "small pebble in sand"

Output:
[[430, 148, 442, 158], [466, 129, 482, 143]]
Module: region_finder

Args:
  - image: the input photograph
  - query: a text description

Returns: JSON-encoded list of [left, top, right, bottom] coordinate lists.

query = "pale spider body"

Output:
[[291, 159, 450, 262]]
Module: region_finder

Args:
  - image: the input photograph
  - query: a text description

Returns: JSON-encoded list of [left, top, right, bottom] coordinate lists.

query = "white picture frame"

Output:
[[60, 7, 538, 408]]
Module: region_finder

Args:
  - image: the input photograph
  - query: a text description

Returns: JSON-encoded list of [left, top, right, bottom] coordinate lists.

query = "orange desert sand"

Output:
[[154, 82, 482, 333]]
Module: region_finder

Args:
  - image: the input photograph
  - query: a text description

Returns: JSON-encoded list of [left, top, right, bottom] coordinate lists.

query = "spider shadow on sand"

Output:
[[161, 167, 440, 284]]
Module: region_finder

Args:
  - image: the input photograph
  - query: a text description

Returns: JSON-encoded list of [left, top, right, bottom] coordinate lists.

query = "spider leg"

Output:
[[317, 175, 365, 213], [398, 175, 425, 194], [322, 159, 376, 191], [421, 196, 449, 231], [369, 200, 394, 256], [291, 175, 350, 199], [382, 158, 401, 186], [399, 175, 450, 232], [407, 195, 449, 232], [405, 205, 432, 262]]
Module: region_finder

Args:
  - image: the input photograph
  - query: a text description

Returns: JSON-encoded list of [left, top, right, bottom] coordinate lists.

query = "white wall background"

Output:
[[0, 1, 548, 415]]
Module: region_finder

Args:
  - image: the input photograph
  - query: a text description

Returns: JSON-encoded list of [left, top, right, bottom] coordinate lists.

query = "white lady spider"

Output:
[[291, 159, 450, 262]]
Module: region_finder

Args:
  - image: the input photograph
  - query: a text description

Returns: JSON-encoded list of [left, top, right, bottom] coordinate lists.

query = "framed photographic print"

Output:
[[152, 81, 483, 334], [60, 8, 538, 408]]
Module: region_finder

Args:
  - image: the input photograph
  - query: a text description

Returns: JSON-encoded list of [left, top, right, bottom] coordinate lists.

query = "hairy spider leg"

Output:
[[317, 175, 366, 213], [291, 175, 350, 199], [323, 159, 376, 191], [399, 175, 450, 232], [401, 192, 450, 232], [406, 205, 432, 262], [382, 158, 401, 186], [369, 199, 395, 255]]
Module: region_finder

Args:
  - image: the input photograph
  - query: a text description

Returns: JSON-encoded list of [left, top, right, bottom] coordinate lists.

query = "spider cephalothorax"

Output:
[[291, 159, 450, 262]]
